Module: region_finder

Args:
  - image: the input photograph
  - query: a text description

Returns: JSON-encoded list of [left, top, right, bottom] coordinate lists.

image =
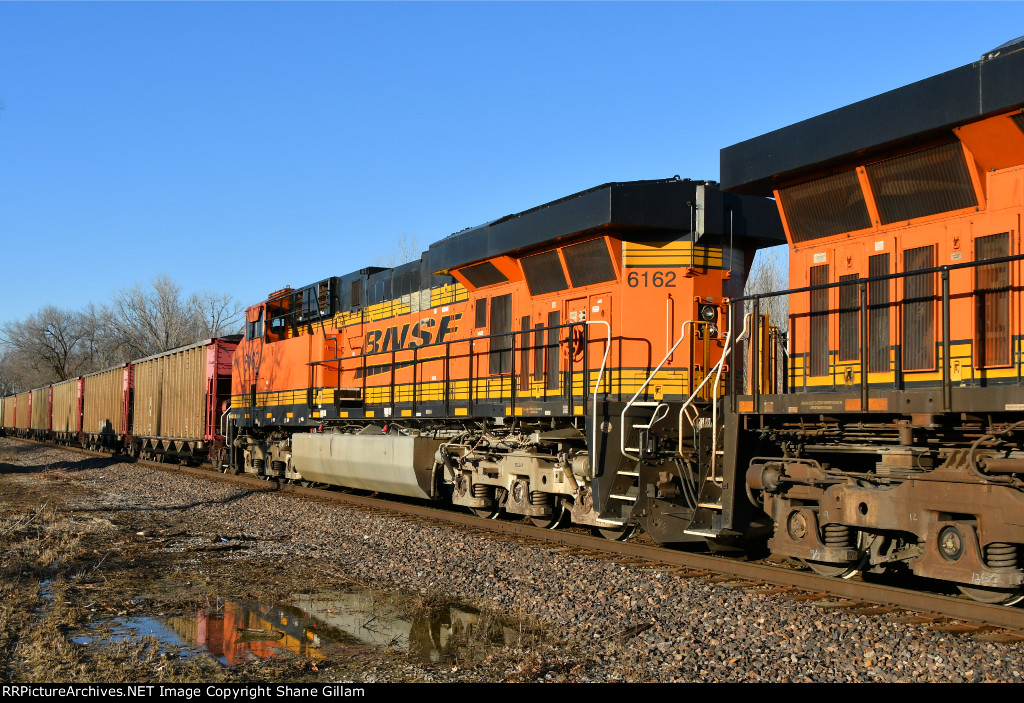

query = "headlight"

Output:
[[699, 303, 718, 323]]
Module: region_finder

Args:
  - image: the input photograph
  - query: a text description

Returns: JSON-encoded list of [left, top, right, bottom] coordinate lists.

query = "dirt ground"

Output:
[[0, 441, 574, 683]]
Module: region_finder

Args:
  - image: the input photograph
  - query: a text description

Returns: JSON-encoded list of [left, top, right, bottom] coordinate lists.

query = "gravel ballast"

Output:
[[2, 437, 1023, 682]]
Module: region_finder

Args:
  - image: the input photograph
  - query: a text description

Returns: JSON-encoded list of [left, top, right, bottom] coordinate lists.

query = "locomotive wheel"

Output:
[[957, 584, 1024, 606], [472, 487, 506, 520], [800, 530, 868, 579], [472, 505, 502, 520], [594, 523, 635, 541], [800, 557, 867, 579], [530, 505, 566, 530]]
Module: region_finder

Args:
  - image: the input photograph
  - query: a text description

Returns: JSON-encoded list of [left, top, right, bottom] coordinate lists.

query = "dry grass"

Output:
[[0, 442, 585, 683]]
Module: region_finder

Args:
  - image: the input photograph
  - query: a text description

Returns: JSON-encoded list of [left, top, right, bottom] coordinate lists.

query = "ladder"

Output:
[[681, 312, 752, 538]]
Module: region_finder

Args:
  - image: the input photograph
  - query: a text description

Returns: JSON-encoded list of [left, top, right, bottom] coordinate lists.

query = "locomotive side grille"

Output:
[[489, 294, 513, 374], [866, 141, 977, 225], [868, 254, 891, 372], [902, 245, 935, 371], [460, 261, 509, 289], [475, 298, 487, 328], [809, 265, 830, 377], [562, 239, 617, 287], [522, 250, 569, 296], [546, 311, 561, 390], [975, 232, 1011, 367], [778, 170, 870, 243], [533, 323, 544, 382], [838, 274, 860, 361], [520, 316, 531, 391]]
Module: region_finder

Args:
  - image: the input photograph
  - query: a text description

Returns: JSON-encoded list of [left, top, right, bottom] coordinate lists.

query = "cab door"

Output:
[[235, 305, 265, 409]]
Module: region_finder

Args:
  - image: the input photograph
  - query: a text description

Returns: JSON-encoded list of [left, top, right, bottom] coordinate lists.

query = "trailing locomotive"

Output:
[[718, 38, 1024, 603]]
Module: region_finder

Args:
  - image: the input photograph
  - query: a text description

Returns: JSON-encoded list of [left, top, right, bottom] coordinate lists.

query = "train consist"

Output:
[[1, 338, 238, 461], [6, 41, 1024, 605]]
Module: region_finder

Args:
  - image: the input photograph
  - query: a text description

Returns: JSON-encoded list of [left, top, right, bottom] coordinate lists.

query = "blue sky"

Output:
[[1, 1, 1021, 324]]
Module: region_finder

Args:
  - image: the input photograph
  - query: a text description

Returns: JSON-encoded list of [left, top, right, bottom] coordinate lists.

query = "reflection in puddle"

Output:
[[166, 601, 327, 666], [73, 616, 195, 654], [72, 588, 541, 667], [291, 591, 537, 663]]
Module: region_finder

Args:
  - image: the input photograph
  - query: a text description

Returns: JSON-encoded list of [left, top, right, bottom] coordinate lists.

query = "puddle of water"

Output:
[[67, 587, 544, 667], [291, 590, 542, 663], [72, 616, 198, 655]]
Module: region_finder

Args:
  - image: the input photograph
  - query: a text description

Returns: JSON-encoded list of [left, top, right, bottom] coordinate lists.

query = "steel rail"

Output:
[[8, 437, 1024, 632]]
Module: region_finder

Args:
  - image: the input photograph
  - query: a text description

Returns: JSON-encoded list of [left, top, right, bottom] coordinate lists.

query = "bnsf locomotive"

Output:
[[6, 40, 1024, 605], [721, 38, 1024, 604], [226, 177, 782, 538]]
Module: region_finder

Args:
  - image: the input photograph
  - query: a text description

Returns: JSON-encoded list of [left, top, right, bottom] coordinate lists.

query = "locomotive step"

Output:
[[697, 502, 722, 510]]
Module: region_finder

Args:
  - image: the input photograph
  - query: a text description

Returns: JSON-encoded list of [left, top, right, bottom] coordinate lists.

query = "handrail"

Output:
[[586, 320, 611, 480], [678, 311, 752, 457], [621, 321, 692, 461], [729, 251, 1024, 305], [306, 319, 589, 412], [219, 404, 233, 441]]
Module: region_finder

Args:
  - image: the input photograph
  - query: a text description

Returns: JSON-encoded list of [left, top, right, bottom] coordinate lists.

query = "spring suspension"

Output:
[[985, 542, 1019, 569], [252, 459, 265, 470], [271, 460, 286, 472], [822, 523, 854, 547], [471, 483, 492, 499], [530, 490, 551, 506]]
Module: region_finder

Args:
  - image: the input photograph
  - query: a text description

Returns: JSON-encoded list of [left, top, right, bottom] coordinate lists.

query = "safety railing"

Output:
[[731, 252, 1024, 410]]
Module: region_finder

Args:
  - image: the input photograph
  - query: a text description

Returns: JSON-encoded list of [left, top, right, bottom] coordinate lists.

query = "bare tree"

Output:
[[104, 275, 198, 358], [0, 306, 89, 385], [374, 232, 421, 268], [0, 349, 25, 396], [0, 275, 245, 393], [194, 290, 245, 338], [742, 245, 790, 392], [744, 245, 789, 332]]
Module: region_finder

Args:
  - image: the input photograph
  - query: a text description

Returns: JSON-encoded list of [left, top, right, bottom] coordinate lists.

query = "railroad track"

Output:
[[12, 437, 1024, 635]]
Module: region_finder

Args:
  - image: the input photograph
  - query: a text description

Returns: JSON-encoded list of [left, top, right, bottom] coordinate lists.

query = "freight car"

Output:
[[1, 338, 238, 463], [715, 38, 1024, 603]]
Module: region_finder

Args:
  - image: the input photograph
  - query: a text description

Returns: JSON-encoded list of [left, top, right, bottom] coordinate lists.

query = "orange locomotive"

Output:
[[719, 39, 1024, 603], [227, 178, 782, 538]]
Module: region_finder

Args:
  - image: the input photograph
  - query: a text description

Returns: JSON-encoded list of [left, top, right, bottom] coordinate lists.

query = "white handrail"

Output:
[[677, 312, 753, 457], [621, 320, 692, 461], [585, 320, 611, 480]]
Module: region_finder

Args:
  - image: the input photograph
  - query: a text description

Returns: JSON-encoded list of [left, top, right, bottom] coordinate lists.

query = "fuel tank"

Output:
[[291, 431, 442, 499]]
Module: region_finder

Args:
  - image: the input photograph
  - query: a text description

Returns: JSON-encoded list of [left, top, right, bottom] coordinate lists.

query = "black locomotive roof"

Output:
[[720, 41, 1024, 196], [426, 177, 783, 273]]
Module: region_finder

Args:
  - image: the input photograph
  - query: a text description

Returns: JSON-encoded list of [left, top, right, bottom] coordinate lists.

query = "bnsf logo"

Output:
[[363, 313, 462, 354]]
